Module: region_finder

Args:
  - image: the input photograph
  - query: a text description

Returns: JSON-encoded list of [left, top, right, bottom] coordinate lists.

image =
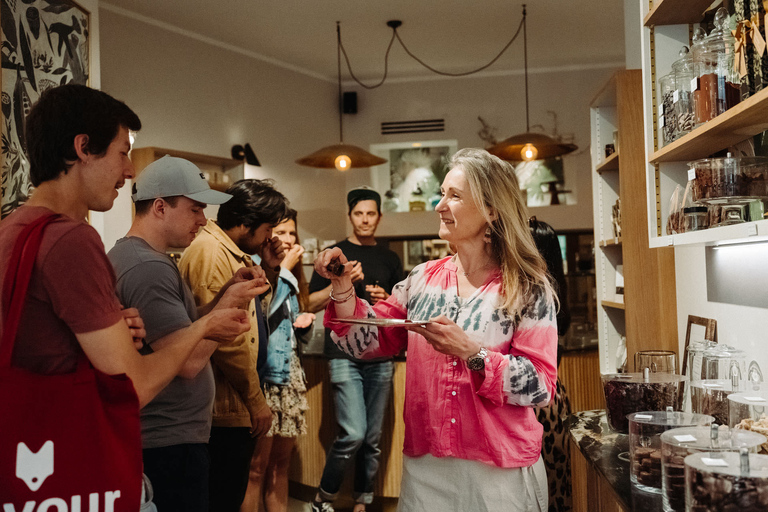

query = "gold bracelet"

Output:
[[329, 285, 355, 303]]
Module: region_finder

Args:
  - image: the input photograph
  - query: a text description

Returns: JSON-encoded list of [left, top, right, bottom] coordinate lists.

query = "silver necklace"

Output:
[[459, 260, 492, 277]]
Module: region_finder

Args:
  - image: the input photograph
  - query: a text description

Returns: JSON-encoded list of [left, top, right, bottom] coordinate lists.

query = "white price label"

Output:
[[701, 457, 729, 467], [743, 396, 766, 402], [634, 414, 653, 420], [747, 223, 758, 237], [658, 103, 664, 117], [691, 77, 698, 91], [674, 434, 698, 443], [688, 169, 696, 181], [673, 90, 680, 103], [667, 236, 674, 246], [660, 115, 665, 127], [703, 383, 723, 388]]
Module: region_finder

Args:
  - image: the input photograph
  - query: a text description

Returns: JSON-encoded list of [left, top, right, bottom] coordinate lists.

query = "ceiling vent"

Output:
[[381, 119, 445, 135]]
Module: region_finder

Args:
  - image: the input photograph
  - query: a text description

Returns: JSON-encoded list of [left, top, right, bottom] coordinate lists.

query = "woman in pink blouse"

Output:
[[313, 148, 557, 512]]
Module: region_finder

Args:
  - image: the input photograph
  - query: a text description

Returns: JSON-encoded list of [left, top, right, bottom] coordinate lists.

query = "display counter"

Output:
[[569, 410, 662, 512]]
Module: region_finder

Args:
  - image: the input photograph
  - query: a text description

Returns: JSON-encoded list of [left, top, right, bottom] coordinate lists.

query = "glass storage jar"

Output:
[[628, 410, 713, 494], [671, 46, 695, 138], [658, 73, 677, 146], [691, 345, 747, 425], [729, 386, 768, 428], [688, 155, 768, 204], [661, 426, 765, 511], [685, 450, 768, 511], [602, 372, 687, 433], [683, 206, 708, 231], [635, 350, 677, 374]]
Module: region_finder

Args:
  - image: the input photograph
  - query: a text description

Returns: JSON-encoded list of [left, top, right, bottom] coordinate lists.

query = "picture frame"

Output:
[[369, 140, 458, 213], [1, 0, 91, 218]]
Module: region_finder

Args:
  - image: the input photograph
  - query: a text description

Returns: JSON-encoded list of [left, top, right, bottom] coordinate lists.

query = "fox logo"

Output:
[[15, 442, 54, 492]]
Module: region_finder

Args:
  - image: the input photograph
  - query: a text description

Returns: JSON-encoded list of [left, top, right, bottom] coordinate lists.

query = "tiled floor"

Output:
[[288, 497, 312, 511]]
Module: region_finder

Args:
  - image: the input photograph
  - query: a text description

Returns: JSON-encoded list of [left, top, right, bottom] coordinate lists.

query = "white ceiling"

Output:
[[103, 0, 626, 83]]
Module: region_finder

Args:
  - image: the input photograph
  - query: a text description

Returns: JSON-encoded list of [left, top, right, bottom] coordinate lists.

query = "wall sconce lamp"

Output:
[[231, 143, 261, 166]]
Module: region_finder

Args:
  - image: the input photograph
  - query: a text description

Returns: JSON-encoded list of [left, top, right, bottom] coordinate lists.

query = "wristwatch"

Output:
[[466, 347, 488, 371]]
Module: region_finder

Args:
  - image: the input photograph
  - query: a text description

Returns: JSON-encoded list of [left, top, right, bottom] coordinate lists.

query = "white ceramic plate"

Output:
[[330, 318, 430, 328]]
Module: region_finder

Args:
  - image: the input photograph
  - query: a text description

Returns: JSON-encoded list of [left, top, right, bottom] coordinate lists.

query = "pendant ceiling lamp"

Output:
[[487, 5, 577, 162], [296, 22, 387, 171]]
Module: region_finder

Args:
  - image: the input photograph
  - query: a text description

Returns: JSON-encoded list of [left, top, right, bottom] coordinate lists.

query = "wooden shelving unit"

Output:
[[642, 3, 768, 248], [598, 237, 622, 247], [130, 147, 243, 192], [595, 152, 619, 173], [650, 87, 768, 163], [643, 0, 712, 27], [591, 70, 678, 373], [601, 300, 626, 310]]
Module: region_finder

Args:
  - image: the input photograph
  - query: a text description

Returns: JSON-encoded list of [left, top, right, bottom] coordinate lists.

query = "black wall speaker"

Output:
[[342, 91, 357, 114]]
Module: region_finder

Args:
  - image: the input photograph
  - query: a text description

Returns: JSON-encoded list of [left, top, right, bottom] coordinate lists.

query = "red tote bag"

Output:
[[0, 214, 143, 511]]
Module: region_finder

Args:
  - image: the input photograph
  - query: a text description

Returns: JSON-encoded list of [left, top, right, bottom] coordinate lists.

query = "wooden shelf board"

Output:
[[601, 300, 626, 310], [650, 219, 768, 247], [595, 152, 619, 173], [650, 87, 768, 163], [643, 0, 712, 26], [599, 237, 623, 247]]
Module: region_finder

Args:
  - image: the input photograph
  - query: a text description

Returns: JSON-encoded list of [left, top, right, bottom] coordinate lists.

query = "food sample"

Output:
[[685, 452, 768, 511], [326, 258, 345, 276], [602, 373, 686, 434]]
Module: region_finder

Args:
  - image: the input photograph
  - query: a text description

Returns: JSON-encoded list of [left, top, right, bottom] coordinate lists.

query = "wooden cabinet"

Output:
[[590, 70, 678, 373], [130, 146, 243, 192], [570, 438, 628, 512], [559, 349, 603, 412]]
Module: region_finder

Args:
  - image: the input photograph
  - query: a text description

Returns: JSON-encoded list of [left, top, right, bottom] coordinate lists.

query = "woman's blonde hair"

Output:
[[449, 148, 555, 314]]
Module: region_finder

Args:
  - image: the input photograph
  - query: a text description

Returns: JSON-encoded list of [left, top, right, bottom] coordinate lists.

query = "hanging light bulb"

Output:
[[296, 22, 387, 171], [334, 154, 351, 171], [521, 143, 537, 161]]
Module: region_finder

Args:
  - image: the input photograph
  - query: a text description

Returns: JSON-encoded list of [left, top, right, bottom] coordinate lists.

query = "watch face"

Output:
[[467, 355, 485, 371]]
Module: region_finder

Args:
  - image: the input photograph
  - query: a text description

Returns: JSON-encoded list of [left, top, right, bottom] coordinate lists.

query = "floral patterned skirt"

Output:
[[262, 351, 308, 438]]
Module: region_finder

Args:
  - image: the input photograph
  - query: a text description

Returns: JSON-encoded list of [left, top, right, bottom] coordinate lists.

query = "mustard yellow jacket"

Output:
[[178, 219, 275, 427]]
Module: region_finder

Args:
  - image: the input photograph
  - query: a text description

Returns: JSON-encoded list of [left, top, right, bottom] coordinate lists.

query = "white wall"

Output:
[[97, 7, 347, 251], [97, 6, 617, 251], [674, 244, 768, 381], [342, 66, 619, 233]]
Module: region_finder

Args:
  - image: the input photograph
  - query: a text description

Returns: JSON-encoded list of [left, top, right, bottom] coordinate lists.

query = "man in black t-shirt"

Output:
[[307, 187, 402, 512]]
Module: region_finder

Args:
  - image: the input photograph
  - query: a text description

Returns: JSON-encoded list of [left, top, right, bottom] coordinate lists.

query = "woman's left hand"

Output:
[[293, 312, 316, 329], [404, 315, 482, 360]]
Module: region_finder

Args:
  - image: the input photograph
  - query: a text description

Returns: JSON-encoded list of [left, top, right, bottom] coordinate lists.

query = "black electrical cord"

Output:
[[338, 12, 525, 89]]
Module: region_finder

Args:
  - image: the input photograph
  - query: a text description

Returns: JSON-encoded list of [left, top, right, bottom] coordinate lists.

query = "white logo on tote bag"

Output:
[[15, 441, 53, 492]]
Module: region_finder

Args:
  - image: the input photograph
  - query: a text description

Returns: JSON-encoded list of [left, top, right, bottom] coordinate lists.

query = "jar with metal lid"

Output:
[[628, 410, 713, 494], [661, 425, 765, 511], [691, 345, 747, 424], [685, 450, 768, 511], [671, 46, 695, 138], [683, 205, 708, 231], [692, 9, 741, 126], [602, 371, 687, 433], [658, 73, 677, 145]]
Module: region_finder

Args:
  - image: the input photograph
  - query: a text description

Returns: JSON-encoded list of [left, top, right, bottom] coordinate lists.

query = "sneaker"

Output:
[[309, 501, 335, 512]]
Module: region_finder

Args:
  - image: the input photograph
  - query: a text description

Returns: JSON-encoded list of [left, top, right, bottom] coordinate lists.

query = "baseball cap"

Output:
[[347, 186, 381, 210], [131, 155, 232, 205]]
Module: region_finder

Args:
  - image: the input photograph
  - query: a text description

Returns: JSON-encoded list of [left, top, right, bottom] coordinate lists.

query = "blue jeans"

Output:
[[319, 358, 394, 505]]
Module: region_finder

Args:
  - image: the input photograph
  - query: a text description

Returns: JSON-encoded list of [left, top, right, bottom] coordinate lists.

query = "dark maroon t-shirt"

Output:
[[0, 206, 123, 374]]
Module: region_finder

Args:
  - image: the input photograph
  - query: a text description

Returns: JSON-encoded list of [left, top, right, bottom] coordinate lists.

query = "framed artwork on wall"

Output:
[[514, 157, 575, 207], [1, 0, 91, 218], [369, 140, 457, 213]]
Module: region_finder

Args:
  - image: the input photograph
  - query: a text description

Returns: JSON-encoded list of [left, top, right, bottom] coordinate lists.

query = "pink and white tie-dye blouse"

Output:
[[323, 255, 558, 469]]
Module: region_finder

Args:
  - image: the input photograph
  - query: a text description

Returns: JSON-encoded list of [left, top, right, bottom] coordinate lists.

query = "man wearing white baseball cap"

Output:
[[108, 155, 269, 512]]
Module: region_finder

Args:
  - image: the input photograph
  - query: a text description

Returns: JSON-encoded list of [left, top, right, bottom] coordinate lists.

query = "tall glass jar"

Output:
[[671, 46, 695, 138], [658, 73, 677, 146], [692, 8, 741, 127]]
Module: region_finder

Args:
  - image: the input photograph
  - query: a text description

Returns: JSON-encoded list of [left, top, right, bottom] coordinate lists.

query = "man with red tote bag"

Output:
[[0, 85, 249, 510]]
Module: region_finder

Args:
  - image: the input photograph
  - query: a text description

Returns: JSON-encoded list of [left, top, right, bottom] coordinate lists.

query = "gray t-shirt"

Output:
[[108, 236, 215, 449]]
